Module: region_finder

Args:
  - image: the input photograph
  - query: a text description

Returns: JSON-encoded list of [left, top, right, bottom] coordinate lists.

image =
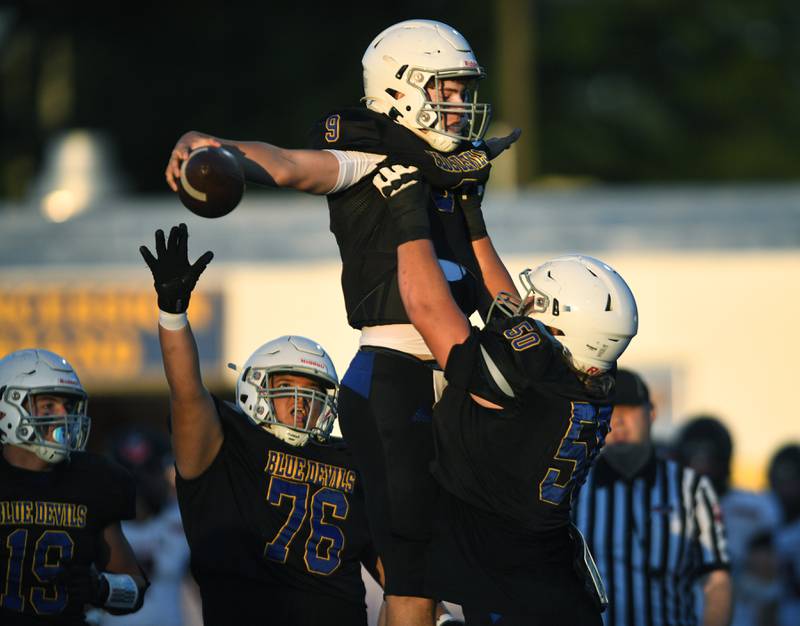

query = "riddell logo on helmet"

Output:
[[462, 60, 478, 68], [59, 378, 78, 385], [300, 359, 326, 371]]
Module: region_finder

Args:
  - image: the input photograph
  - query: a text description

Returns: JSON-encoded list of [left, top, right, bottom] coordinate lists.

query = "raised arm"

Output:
[[165, 131, 339, 195], [397, 239, 471, 369], [372, 165, 471, 369], [472, 236, 517, 302], [461, 129, 522, 302], [140, 224, 221, 479]]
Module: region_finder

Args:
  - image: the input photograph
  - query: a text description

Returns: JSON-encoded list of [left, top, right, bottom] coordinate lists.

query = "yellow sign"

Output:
[[0, 287, 220, 387]]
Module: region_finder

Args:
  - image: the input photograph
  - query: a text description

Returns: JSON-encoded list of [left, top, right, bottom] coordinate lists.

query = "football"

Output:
[[178, 146, 245, 218]]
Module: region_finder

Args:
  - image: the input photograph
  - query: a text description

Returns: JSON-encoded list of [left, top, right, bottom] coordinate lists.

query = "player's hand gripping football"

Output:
[[140, 223, 213, 313], [165, 131, 222, 192], [372, 164, 431, 244]]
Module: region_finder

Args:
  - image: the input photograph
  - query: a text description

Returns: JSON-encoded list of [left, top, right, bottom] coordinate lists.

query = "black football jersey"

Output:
[[431, 315, 614, 533], [307, 106, 492, 329], [175, 397, 373, 625], [0, 451, 135, 626]]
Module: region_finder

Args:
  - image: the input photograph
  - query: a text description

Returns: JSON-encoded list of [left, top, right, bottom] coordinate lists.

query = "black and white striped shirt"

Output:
[[574, 453, 730, 626]]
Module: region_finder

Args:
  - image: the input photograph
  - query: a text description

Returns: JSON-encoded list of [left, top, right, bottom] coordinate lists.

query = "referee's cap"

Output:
[[613, 369, 650, 406]]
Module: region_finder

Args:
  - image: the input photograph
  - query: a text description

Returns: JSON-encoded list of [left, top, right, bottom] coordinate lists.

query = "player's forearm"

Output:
[[471, 236, 517, 300], [158, 324, 208, 403], [217, 140, 338, 194], [702, 570, 733, 626], [98, 523, 150, 615], [158, 323, 221, 475], [398, 239, 471, 368]]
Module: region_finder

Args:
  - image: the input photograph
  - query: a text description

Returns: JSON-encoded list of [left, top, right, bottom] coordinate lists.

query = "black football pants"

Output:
[[339, 347, 439, 597]]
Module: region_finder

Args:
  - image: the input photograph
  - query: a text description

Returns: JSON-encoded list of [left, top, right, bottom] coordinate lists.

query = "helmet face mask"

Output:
[[362, 19, 492, 153], [404, 71, 490, 148], [0, 350, 91, 464], [236, 336, 338, 447]]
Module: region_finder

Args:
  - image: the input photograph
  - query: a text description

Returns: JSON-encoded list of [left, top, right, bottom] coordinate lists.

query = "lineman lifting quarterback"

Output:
[[165, 20, 518, 625], [0, 349, 148, 625], [140, 224, 379, 625], [374, 162, 639, 625]]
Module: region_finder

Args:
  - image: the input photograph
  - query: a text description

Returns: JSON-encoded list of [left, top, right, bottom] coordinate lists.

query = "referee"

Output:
[[574, 369, 732, 626]]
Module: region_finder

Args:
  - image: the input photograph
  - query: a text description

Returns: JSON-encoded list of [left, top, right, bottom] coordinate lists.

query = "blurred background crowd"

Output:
[[1, 1, 798, 625]]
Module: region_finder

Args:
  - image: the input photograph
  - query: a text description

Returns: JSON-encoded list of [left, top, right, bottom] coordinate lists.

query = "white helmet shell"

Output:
[[521, 255, 638, 374], [0, 349, 90, 463], [362, 19, 491, 152], [235, 336, 338, 447]]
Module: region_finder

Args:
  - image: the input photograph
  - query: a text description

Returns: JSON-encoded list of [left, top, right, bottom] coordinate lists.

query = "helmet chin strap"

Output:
[[265, 423, 309, 447], [10, 440, 68, 464]]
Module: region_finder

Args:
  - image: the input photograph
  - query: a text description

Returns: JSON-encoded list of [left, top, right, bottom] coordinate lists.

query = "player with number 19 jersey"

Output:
[[426, 314, 613, 616], [176, 396, 374, 626], [0, 453, 135, 626]]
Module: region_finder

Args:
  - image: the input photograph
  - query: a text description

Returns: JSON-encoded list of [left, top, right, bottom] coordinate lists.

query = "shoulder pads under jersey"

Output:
[[308, 106, 491, 189]]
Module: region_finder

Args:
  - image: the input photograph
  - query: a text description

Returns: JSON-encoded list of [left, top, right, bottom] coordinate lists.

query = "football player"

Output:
[[164, 20, 518, 625], [139, 223, 380, 626], [0, 349, 148, 625], [375, 164, 639, 625]]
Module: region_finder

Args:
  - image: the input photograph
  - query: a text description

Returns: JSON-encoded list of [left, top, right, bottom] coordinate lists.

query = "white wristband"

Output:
[[99, 573, 139, 610], [436, 613, 456, 626], [158, 310, 188, 331]]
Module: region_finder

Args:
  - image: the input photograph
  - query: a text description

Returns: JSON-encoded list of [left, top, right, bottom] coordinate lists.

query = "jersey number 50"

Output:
[[1, 529, 74, 614], [263, 476, 348, 576]]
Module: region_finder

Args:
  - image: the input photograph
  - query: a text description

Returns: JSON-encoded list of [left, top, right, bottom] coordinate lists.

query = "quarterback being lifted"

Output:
[[164, 19, 518, 626]]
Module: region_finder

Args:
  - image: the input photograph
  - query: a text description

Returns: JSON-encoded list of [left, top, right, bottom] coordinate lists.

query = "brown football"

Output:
[[178, 146, 245, 218]]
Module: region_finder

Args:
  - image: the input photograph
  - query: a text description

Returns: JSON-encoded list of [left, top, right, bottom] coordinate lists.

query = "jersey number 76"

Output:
[[263, 476, 348, 576]]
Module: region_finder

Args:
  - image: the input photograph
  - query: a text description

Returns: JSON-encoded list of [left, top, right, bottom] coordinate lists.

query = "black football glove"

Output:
[[458, 182, 488, 241], [139, 223, 213, 313], [55, 560, 108, 609], [372, 164, 431, 245], [477, 127, 522, 160]]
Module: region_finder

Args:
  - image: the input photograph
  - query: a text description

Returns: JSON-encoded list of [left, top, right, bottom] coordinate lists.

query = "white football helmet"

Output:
[[362, 19, 491, 153], [0, 349, 90, 464], [500, 255, 638, 375], [235, 336, 338, 447]]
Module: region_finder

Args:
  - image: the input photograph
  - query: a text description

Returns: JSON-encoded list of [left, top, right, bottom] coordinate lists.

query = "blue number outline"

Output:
[[304, 488, 348, 576], [1, 528, 28, 612], [263, 476, 350, 575], [30, 530, 73, 615], [1, 528, 74, 615], [539, 402, 611, 505], [264, 477, 310, 563]]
